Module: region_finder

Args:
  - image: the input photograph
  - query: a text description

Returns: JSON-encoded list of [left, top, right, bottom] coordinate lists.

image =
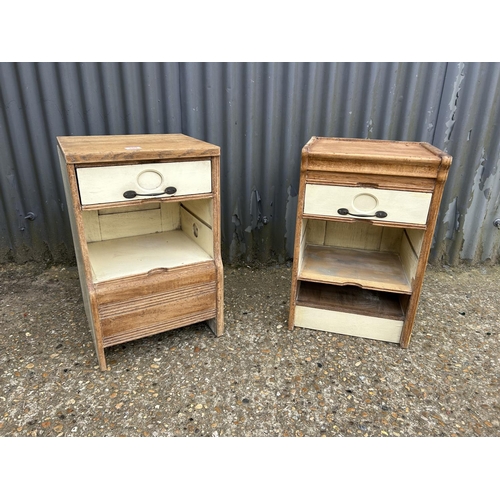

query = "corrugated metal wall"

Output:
[[1, 62, 499, 266]]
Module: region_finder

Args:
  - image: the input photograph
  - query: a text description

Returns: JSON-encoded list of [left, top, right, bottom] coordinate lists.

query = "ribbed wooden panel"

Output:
[[99, 282, 216, 319], [102, 310, 216, 347]]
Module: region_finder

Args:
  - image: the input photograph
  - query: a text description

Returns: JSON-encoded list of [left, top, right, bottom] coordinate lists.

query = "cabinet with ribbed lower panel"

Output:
[[58, 134, 223, 370], [288, 137, 452, 347]]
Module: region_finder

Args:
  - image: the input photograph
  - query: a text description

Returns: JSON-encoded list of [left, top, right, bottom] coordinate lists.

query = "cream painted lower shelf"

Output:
[[294, 305, 403, 343], [87, 230, 213, 283]]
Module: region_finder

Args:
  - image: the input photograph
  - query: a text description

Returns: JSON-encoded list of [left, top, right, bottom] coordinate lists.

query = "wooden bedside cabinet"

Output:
[[288, 137, 452, 347], [57, 134, 224, 370]]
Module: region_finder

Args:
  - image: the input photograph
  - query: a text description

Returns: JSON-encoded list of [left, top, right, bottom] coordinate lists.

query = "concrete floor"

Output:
[[1, 261, 499, 438]]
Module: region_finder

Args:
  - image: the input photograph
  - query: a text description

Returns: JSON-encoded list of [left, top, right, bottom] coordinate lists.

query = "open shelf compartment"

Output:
[[297, 219, 424, 295], [82, 199, 214, 283], [295, 281, 407, 343]]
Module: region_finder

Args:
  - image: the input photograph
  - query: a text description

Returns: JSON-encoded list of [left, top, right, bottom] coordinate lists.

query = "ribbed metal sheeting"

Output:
[[1, 62, 499, 265]]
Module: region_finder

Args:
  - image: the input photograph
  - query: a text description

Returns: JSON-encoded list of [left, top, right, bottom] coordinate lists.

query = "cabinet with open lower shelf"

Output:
[[288, 137, 452, 347], [58, 134, 223, 370]]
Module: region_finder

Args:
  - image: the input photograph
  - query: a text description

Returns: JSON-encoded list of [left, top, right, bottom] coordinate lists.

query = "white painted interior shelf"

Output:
[[87, 230, 213, 282]]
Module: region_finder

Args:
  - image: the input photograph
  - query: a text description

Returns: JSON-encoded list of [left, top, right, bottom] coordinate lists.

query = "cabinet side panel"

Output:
[[400, 231, 419, 284], [379, 227, 403, 252], [306, 219, 326, 245], [82, 210, 102, 242], [180, 206, 214, 258], [58, 146, 105, 368], [161, 202, 181, 231], [181, 199, 213, 227], [406, 228, 425, 255]]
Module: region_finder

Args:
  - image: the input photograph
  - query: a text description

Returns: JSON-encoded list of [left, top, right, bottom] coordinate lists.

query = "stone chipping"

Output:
[[0, 261, 499, 437]]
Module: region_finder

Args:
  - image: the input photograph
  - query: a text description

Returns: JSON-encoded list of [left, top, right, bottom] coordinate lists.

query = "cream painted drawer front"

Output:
[[77, 160, 211, 205], [295, 305, 403, 343], [304, 184, 432, 225]]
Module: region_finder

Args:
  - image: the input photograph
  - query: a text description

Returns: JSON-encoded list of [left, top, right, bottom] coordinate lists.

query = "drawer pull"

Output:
[[337, 208, 387, 218], [123, 186, 177, 199]]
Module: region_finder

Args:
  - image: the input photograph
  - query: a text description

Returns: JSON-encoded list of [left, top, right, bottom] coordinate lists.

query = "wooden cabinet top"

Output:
[[303, 136, 450, 165], [57, 134, 220, 164], [301, 137, 452, 178]]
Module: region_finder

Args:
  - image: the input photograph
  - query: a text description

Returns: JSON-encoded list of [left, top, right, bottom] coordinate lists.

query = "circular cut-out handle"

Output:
[[352, 193, 378, 212], [137, 170, 163, 190]]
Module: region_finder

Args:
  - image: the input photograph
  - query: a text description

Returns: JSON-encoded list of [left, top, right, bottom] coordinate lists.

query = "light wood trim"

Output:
[[205, 155, 224, 336]]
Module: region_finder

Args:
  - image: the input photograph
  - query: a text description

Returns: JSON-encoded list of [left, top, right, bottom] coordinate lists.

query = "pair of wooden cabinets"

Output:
[[58, 134, 451, 370]]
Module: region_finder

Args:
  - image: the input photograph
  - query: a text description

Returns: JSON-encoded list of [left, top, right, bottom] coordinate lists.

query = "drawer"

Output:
[[76, 160, 211, 205], [304, 184, 432, 225]]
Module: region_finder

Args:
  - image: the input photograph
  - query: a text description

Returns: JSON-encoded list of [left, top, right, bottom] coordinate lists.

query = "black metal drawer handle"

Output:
[[123, 186, 177, 199], [337, 208, 387, 218]]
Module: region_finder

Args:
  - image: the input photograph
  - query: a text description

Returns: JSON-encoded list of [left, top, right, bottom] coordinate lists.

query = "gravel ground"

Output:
[[0, 260, 499, 439]]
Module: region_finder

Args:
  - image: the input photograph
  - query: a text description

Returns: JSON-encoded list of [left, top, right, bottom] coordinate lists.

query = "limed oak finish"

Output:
[[288, 137, 452, 347], [58, 134, 224, 370]]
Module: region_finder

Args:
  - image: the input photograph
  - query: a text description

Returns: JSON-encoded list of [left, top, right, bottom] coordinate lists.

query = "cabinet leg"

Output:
[[96, 347, 107, 371], [207, 310, 224, 337]]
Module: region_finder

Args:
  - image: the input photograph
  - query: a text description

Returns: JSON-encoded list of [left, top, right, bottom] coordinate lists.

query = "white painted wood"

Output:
[[161, 202, 181, 232], [304, 184, 432, 225], [181, 199, 213, 227], [400, 231, 419, 285], [295, 305, 403, 343], [180, 206, 214, 258], [87, 230, 213, 282], [77, 161, 212, 205], [99, 208, 162, 241], [298, 220, 308, 275], [306, 219, 326, 245], [324, 220, 383, 250], [406, 228, 425, 255], [81, 210, 102, 242], [379, 227, 403, 252]]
